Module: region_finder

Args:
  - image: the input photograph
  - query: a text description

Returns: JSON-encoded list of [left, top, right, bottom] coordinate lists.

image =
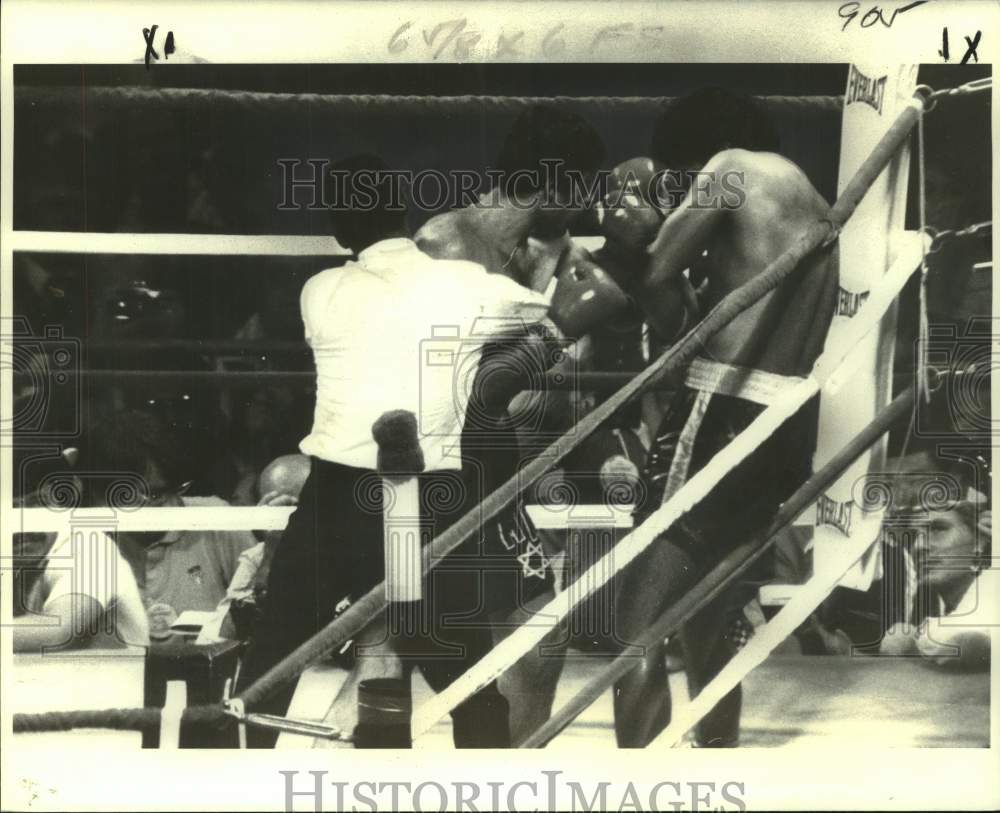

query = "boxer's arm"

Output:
[[642, 154, 733, 340], [646, 152, 731, 288]]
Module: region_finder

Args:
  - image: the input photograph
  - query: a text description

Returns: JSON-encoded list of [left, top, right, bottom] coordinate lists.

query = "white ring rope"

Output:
[[10, 232, 350, 257], [8, 232, 604, 257], [14, 503, 634, 534], [409, 230, 929, 742]]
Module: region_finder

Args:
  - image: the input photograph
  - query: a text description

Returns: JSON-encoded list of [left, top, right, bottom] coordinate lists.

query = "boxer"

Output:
[[596, 88, 839, 747], [408, 106, 654, 742]]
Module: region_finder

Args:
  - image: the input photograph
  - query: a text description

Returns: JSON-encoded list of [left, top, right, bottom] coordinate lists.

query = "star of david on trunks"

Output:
[[517, 541, 550, 580]]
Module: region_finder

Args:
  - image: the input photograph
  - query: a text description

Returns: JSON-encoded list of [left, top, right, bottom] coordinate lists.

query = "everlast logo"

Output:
[[836, 287, 870, 318], [845, 65, 888, 114], [817, 493, 853, 536]]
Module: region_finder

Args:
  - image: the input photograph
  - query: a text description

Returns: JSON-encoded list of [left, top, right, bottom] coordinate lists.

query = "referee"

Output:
[[236, 156, 554, 747]]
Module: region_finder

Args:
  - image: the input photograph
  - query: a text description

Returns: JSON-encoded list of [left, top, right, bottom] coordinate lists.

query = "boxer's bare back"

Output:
[[646, 148, 837, 370]]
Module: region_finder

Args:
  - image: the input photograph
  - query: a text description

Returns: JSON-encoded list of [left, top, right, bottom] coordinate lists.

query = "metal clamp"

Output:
[[914, 84, 937, 112], [241, 713, 344, 741], [926, 220, 992, 255], [221, 678, 343, 742]]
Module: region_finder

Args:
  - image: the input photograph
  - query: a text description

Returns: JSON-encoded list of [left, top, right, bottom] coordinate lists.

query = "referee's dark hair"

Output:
[[327, 153, 408, 254]]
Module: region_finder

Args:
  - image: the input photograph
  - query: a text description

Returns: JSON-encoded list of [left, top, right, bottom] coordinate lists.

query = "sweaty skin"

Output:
[[645, 149, 837, 370], [416, 188, 568, 294], [614, 148, 839, 747]]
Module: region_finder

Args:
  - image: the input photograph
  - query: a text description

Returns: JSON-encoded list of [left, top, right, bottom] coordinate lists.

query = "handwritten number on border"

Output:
[[838, 1, 928, 32]]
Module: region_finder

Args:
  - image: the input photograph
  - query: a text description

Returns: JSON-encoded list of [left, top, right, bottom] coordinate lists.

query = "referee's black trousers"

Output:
[[236, 457, 511, 748]]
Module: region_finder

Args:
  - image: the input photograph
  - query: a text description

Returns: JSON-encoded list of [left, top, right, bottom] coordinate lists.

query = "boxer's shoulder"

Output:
[[709, 149, 813, 191], [710, 149, 828, 219]]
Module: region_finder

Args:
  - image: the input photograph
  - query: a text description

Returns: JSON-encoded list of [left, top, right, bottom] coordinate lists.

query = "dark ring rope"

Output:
[[14, 86, 845, 114], [13, 704, 226, 734], [12, 368, 639, 392], [12, 367, 939, 393]]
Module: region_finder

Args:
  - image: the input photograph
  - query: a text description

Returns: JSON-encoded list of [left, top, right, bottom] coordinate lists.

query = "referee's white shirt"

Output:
[[299, 238, 551, 471]]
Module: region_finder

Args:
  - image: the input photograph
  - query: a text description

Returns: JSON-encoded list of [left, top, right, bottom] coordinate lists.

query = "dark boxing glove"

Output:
[[548, 249, 635, 339], [596, 157, 668, 265], [467, 324, 569, 423]]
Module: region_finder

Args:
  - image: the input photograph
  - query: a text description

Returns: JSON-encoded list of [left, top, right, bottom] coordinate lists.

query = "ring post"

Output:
[[361, 410, 425, 747]]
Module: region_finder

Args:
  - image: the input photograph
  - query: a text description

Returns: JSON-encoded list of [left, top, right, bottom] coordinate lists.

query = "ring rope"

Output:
[[409, 229, 928, 739], [917, 101, 931, 403], [13, 704, 225, 734], [14, 86, 846, 114], [9, 231, 350, 256], [11, 89, 929, 736], [13, 367, 926, 395], [11, 368, 644, 392], [521, 383, 916, 747], [928, 76, 992, 100], [14, 80, 984, 116], [927, 219, 992, 253], [17, 504, 635, 534]]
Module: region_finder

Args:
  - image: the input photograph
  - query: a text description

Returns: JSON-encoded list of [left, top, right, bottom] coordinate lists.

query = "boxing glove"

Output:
[[467, 324, 569, 421], [595, 157, 668, 261], [549, 250, 634, 339], [591, 246, 699, 346], [610, 157, 668, 204]]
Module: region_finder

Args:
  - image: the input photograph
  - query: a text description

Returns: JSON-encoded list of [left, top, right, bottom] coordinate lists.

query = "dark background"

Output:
[[14, 62, 861, 236], [12, 63, 991, 332], [11, 63, 992, 496]]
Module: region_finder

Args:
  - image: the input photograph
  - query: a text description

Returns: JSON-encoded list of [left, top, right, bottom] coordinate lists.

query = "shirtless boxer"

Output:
[[599, 88, 839, 747], [412, 105, 654, 741], [417, 105, 606, 286]]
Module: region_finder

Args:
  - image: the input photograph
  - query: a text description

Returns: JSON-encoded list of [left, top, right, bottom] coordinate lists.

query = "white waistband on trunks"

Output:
[[657, 359, 804, 507], [683, 357, 806, 407]]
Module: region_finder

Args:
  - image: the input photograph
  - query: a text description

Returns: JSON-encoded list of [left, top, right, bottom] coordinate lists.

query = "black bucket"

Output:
[[352, 677, 412, 748]]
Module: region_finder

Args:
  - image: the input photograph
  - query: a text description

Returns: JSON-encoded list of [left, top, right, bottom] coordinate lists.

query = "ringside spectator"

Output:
[[77, 410, 257, 641]]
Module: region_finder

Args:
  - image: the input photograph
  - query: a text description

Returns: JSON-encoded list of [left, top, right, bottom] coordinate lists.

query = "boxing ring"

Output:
[[9, 76, 993, 748]]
